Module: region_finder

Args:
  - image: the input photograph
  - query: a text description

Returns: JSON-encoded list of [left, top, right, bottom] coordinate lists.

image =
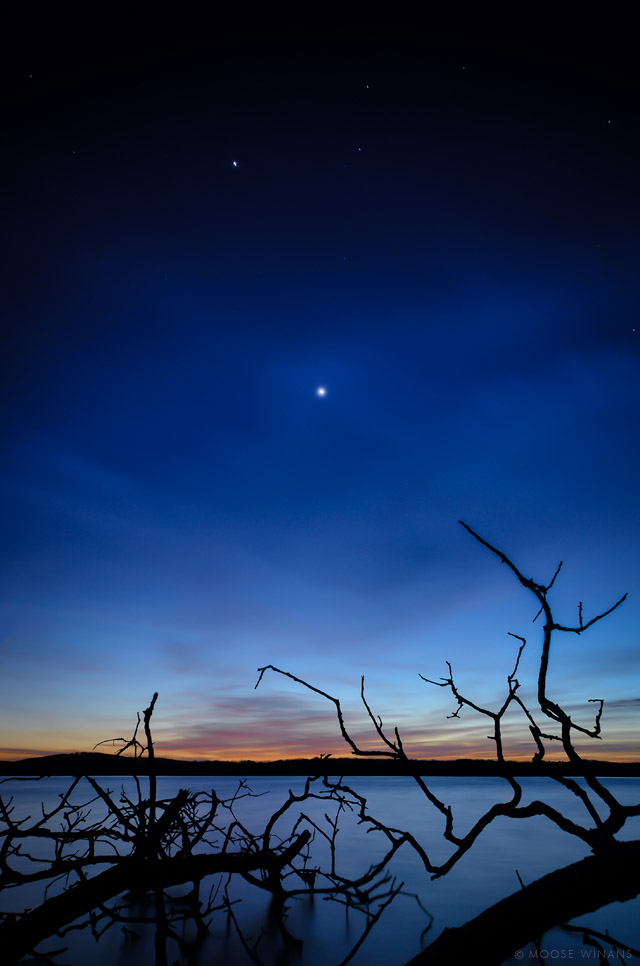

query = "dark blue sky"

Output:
[[1, 20, 638, 760]]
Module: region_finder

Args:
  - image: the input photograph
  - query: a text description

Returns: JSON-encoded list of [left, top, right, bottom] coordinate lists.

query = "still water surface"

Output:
[[3, 775, 639, 965]]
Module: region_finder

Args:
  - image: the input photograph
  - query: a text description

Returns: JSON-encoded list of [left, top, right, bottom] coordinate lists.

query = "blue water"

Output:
[[2, 775, 639, 965]]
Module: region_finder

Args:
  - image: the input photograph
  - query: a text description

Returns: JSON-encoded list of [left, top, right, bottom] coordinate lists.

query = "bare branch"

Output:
[[255, 665, 398, 758], [406, 840, 640, 965], [553, 593, 628, 634]]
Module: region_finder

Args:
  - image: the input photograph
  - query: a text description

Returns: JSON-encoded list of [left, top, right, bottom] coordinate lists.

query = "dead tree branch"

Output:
[[1, 696, 412, 965], [405, 839, 640, 966]]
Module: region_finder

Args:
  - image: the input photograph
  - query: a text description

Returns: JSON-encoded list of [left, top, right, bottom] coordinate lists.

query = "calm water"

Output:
[[2, 775, 639, 965]]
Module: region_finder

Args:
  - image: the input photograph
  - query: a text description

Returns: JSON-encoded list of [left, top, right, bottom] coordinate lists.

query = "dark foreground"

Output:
[[1, 752, 638, 777]]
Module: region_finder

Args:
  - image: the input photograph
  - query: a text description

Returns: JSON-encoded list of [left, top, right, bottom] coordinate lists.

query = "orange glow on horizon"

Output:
[[1, 714, 638, 766], [1, 741, 637, 765]]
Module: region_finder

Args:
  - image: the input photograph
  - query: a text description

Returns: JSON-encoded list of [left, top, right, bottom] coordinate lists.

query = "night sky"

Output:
[[1, 20, 638, 762]]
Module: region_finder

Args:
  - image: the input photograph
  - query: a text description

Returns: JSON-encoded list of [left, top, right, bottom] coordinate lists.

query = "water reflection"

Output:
[[1, 775, 638, 965]]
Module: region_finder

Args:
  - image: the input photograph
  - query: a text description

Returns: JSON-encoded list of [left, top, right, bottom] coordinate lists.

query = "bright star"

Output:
[[232, 160, 238, 168], [315, 386, 327, 397]]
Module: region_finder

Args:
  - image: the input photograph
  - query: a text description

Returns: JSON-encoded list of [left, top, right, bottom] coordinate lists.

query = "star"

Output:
[[315, 386, 327, 397], [232, 160, 239, 168]]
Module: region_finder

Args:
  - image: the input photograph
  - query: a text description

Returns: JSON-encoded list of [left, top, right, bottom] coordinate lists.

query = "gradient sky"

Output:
[[1, 20, 639, 762]]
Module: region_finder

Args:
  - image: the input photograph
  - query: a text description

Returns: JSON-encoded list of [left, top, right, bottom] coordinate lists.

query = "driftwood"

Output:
[[2, 831, 311, 965], [0, 697, 412, 964], [406, 839, 640, 965]]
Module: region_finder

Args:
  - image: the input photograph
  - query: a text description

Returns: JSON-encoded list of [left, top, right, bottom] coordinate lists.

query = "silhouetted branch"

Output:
[[144, 692, 158, 834], [1, 832, 312, 964], [92, 710, 145, 757], [255, 665, 399, 757], [335, 878, 405, 966], [406, 839, 640, 966], [1, 695, 412, 965], [458, 520, 626, 754], [420, 639, 535, 762]]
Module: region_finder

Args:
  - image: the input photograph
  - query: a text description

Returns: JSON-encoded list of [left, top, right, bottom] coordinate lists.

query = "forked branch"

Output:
[[255, 665, 401, 758], [458, 521, 627, 760]]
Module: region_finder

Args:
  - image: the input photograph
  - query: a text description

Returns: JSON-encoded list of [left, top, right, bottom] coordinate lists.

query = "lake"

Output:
[[1, 774, 639, 965]]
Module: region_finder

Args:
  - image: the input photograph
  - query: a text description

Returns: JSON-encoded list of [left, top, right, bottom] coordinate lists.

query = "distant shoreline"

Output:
[[1, 752, 638, 778]]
